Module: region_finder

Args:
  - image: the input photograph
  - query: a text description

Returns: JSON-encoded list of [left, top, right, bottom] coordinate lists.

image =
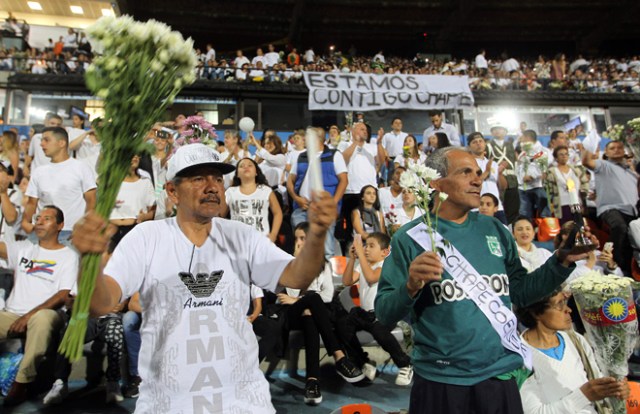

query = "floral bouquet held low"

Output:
[[59, 16, 197, 361], [571, 272, 639, 413]]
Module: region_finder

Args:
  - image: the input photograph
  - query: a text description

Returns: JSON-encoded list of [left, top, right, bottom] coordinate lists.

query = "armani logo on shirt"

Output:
[[179, 270, 224, 298]]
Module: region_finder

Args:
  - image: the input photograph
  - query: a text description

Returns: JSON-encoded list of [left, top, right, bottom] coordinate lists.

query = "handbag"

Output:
[[567, 331, 614, 414], [535, 216, 560, 242]]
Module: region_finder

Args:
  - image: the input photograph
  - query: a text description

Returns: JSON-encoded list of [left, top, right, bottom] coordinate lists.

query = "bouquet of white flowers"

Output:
[[399, 163, 448, 254], [571, 272, 639, 413], [59, 16, 197, 361]]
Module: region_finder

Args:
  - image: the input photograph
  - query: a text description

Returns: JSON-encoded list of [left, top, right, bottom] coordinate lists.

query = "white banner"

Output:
[[303, 72, 474, 111]]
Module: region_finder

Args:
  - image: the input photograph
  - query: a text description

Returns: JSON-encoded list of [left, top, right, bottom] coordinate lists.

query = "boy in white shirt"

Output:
[[336, 232, 413, 386]]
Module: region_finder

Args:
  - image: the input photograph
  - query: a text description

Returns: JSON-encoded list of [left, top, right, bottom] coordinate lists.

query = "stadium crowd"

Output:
[[0, 104, 637, 413], [1, 39, 640, 92]]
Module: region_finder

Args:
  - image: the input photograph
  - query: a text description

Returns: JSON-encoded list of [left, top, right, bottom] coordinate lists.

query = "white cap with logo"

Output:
[[166, 143, 235, 181]]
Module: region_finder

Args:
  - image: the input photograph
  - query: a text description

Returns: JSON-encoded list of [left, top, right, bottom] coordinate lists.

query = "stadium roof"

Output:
[[117, 0, 640, 57]]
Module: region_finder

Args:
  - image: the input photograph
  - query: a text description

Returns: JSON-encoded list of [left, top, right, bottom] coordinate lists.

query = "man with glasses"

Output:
[[71, 143, 343, 413]]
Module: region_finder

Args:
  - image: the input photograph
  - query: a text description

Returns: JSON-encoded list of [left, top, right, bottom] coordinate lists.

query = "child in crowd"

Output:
[[276, 222, 363, 406], [248, 284, 281, 362], [352, 185, 386, 240], [336, 232, 413, 386], [478, 193, 500, 218]]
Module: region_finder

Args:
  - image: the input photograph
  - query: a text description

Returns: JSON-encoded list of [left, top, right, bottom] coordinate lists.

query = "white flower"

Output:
[[411, 164, 440, 181], [399, 171, 418, 190], [439, 192, 448, 202], [158, 50, 170, 64], [96, 89, 109, 99], [104, 57, 118, 71], [150, 59, 164, 72]]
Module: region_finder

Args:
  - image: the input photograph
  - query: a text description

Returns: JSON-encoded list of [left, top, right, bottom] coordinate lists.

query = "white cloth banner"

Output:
[[303, 72, 474, 111], [407, 223, 532, 369]]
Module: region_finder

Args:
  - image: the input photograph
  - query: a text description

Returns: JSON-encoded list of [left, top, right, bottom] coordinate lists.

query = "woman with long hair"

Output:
[[225, 157, 283, 243], [352, 185, 386, 239], [1, 130, 20, 183], [394, 134, 426, 168], [425, 132, 451, 155], [250, 132, 286, 187]]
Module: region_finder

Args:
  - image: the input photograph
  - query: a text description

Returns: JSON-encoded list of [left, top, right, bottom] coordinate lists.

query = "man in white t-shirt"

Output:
[[380, 118, 408, 162], [23, 127, 97, 244], [475, 49, 488, 76], [422, 111, 461, 147], [70, 143, 340, 413], [467, 132, 507, 224], [264, 43, 280, 68], [287, 127, 348, 258], [0, 205, 79, 406], [339, 122, 386, 244], [26, 113, 63, 174]]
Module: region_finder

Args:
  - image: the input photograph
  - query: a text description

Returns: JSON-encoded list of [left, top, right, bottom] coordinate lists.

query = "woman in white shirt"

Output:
[[225, 158, 282, 243], [389, 189, 425, 232], [394, 135, 426, 169], [546, 145, 589, 226], [513, 216, 553, 272], [250, 132, 286, 187], [109, 155, 156, 252], [517, 289, 629, 414]]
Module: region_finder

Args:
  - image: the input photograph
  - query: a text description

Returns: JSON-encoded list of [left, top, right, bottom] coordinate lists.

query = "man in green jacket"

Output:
[[375, 147, 590, 414]]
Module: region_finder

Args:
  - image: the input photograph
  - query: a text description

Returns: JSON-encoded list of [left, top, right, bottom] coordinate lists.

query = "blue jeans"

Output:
[[123, 311, 141, 377], [518, 188, 549, 219], [290, 208, 336, 258]]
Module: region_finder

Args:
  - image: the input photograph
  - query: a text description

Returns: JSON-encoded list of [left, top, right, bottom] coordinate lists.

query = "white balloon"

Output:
[[238, 117, 255, 133]]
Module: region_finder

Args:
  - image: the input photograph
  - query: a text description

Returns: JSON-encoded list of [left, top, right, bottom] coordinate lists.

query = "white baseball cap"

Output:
[[166, 143, 235, 181]]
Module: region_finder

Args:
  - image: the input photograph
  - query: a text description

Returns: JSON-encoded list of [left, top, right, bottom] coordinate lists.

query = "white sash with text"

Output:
[[407, 223, 532, 369]]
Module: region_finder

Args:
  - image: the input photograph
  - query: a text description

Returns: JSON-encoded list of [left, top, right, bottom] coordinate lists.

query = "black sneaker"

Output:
[[122, 376, 141, 398], [303, 379, 322, 405], [335, 357, 365, 383]]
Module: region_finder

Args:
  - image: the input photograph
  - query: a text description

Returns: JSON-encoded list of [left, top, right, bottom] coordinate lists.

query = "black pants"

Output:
[[252, 315, 281, 362], [284, 293, 342, 379], [410, 374, 523, 414], [503, 187, 521, 225], [335, 307, 410, 368], [600, 209, 635, 274], [55, 315, 124, 382]]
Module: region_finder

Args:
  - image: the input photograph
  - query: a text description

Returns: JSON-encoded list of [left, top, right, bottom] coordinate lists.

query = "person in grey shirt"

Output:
[[582, 140, 638, 275], [422, 111, 461, 148]]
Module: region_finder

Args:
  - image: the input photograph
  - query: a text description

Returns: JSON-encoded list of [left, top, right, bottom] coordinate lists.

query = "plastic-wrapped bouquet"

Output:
[[173, 116, 218, 153], [570, 272, 639, 413]]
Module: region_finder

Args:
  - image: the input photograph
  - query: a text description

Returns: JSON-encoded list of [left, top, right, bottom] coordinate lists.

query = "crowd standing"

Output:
[[0, 96, 638, 413]]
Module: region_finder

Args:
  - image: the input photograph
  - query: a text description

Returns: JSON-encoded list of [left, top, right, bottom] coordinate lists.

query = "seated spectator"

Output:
[[0, 205, 78, 406], [517, 289, 629, 413], [248, 284, 281, 362], [42, 291, 125, 405], [513, 216, 553, 272], [276, 222, 364, 406], [121, 292, 142, 397], [479, 193, 500, 218], [337, 232, 413, 385], [352, 185, 387, 240]]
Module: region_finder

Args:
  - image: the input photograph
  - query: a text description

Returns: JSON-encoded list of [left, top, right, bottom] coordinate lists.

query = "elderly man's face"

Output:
[[167, 166, 226, 222], [432, 150, 483, 213]]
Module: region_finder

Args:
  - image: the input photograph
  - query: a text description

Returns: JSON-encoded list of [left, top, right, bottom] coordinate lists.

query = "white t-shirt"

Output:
[[394, 152, 427, 169], [74, 137, 101, 175], [354, 260, 384, 311], [475, 157, 504, 211], [225, 185, 273, 236], [26, 158, 97, 231], [110, 178, 156, 220], [344, 143, 378, 194], [286, 261, 334, 304], [475, 53, 488, 69], [234, 56, 250, 68], [264, 52, 280, 67], [395, 205, 426, 226], [104, 217, 293, 414], [289, 150, 347, 201], [381, 131, 408, 158], [4, 240, 78, 315], [378, 187, 403, 217]]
